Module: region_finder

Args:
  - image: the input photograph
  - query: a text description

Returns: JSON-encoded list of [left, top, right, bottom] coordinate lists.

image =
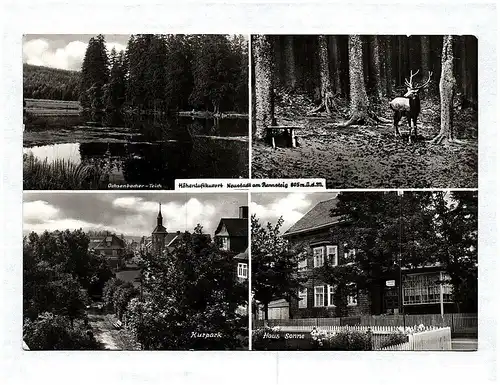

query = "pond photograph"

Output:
[[23, 34, 249, 190]]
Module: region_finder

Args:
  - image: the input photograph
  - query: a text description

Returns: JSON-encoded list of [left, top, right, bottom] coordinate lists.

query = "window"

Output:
[[403, 272, 454, 305], [313, 247, 324, 268], [326, 245, 338, 266], [220, 237, 229, 251], [347, 282, 358, 306], [327, 285, 336, 307], [298, 258, 307, 271], [344, 248, 356, 261], [237, 263, 248, 278], [314, 286, 325, 307], [112, 249, 117, 256], [298, 288, 307, 308]]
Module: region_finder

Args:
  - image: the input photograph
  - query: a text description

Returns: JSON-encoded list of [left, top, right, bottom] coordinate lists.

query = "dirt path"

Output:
[[87, 310, 141, 351], [253, 118, 477, 189]]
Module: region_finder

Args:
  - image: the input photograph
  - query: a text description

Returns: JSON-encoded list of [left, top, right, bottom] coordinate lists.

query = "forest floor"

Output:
[[252, 91, 478, 188]]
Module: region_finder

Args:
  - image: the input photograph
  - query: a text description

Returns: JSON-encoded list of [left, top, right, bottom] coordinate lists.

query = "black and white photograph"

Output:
[[251, 191, 478, 351], [251, 35, 478, 189], [23, 192, 249, 350], [23, 34, 249, 190]]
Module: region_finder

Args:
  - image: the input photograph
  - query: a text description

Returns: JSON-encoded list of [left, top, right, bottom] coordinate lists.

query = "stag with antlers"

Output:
[[389, 70, 433, 143]]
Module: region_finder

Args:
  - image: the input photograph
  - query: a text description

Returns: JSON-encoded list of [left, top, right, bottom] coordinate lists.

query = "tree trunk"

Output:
[[385, 36, 393, 96], [329, 36, 342, 94], [342, 35, 373, 126], [421, 36, 430, 75], [459, 36, 468, 108], [379, 36, 387, 97], [421, 36, 430, 95], [308, 35, 336, 116], [253, 35, 275, 140], [263, 302, 269, 323], [369, 36, 383, 100], [431, 35, 456, 144], [398, 36, 404, 86], [283, 36, 297, 90], [272, 36, 283, 86]]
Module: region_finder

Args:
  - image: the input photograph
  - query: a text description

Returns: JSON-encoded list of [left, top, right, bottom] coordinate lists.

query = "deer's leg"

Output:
[[407, 115, 414, 144], [413, 118, 418, 139], [393, 112, 401, 137]]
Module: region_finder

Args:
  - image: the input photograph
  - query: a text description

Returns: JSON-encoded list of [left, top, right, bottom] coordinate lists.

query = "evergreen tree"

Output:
[[80, 34, 109, 121], [103, 48, 126, 124], [164, 34, 194, 111]]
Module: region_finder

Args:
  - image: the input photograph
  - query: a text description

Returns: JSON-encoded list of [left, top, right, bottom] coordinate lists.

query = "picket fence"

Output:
[[271, 324, 447, 350], [256, 313, 477, 336], [380, 327, 452, 351]]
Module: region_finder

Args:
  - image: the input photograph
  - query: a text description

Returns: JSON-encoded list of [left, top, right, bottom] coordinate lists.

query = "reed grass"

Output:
[[23, 152, 107, 189]]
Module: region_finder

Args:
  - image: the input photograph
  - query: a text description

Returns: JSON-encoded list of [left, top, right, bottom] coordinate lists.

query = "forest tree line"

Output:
[[253, 35, 477, 142], [259, 35, 477, 105], [80, 34, 249, 123], [23, 64, 80, 101]]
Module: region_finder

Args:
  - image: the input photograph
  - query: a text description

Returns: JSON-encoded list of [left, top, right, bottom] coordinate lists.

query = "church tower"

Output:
[[152, 203, 168, 254]]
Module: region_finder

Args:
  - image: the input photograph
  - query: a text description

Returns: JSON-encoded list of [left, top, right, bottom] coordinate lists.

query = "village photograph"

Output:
[[23, 34, 249, 190], [23, 192, 249, 350], [251, 35, 478, 189], [251, 191, 477, 351]]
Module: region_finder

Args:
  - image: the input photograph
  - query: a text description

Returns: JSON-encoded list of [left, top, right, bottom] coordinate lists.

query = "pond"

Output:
[[23, 114, 249, 189]]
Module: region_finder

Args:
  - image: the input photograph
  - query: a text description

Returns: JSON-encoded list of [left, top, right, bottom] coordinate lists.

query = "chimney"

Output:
[[239, 206, 248, 219]]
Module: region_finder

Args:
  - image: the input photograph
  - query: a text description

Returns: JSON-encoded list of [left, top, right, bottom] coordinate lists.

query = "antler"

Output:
[[404, 69, 420, 88], [415, 71, 433, 90]]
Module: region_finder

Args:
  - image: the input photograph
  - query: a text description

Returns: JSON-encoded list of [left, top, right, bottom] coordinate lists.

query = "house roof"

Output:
[[152, 224, 167, 234], [89, 234, 125, 249], [234, 248, 248, 261], [284, 198, 341, 236], [215, 218, 248, 237]]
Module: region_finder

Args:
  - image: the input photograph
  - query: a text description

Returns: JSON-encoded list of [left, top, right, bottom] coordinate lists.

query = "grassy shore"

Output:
[[23, 153, 107, 190]]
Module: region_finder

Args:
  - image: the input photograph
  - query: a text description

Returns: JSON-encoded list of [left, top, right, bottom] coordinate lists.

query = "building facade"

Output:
[[89, 233, 126, 269], [282, 198, 454, 319], [214, 206, 249, 283]]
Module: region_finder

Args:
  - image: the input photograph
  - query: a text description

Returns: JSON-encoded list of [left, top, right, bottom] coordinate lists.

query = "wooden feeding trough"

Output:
[[266, 125, 302, 149]]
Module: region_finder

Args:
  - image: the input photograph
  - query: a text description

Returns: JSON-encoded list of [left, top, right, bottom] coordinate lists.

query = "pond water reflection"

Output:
[[23, 115, 249, 189]]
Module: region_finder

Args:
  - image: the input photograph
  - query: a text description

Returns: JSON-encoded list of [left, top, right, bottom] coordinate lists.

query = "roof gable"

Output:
[[284, 198, 341, 236], [215, 218, 248, 237]]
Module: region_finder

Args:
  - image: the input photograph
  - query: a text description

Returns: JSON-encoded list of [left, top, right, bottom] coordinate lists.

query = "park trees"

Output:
[[251, 215, 306, 321], [23, 229, 114, 349], [126, 226, 247, 349]]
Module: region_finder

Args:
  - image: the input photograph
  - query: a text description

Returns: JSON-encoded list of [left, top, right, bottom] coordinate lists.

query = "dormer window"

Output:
[[220, 236, 229, 251]]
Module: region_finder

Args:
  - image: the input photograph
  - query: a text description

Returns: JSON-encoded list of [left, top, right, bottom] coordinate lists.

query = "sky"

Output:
[[22, 34, 130, 71], [251, 192, 338, 233], [23, 192, 248, 238]]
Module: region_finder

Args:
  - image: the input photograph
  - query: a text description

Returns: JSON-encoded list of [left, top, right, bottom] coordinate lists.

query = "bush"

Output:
[[380, 331, 408, 349], [23, 312, 100, 350], [310, 328, 372, 351]]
